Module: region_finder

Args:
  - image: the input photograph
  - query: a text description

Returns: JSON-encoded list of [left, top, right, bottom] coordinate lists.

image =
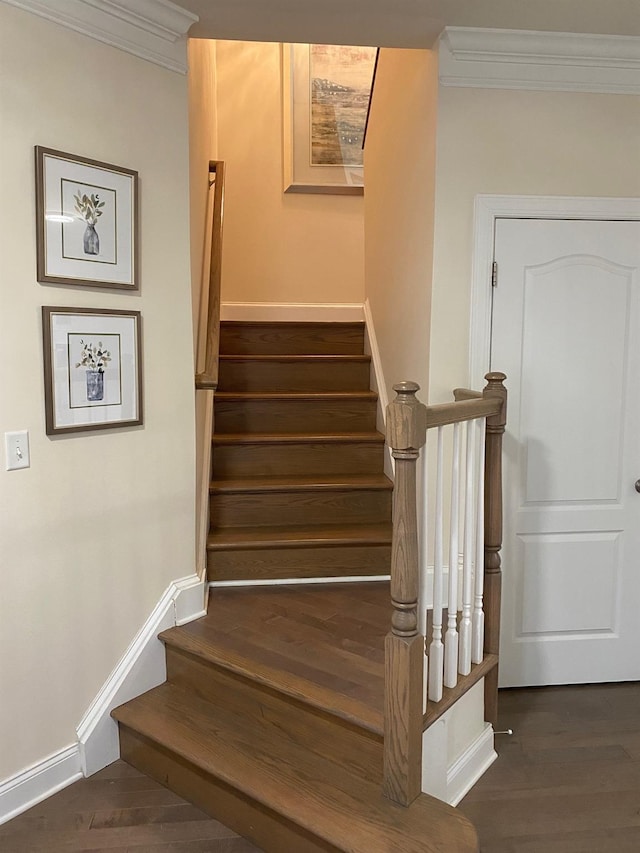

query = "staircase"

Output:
[[112, 321, 479, 853], [210, 321, 392, 582]]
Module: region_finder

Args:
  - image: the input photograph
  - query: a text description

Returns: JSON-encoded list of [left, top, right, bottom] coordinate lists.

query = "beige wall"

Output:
[[188, 38, 218, 355], [0, 5, 195, 781], [188, 39, 218, 580], [430, 85, 640, 402], [364, 48, 438, 402], [215, 40, 365, 305]]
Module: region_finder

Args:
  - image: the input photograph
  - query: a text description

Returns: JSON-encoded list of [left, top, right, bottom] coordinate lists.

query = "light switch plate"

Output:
[[5, 430, 30, 471]]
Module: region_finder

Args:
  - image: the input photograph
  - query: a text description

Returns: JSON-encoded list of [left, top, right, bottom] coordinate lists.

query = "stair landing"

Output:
[[166, 582, 388, 734]]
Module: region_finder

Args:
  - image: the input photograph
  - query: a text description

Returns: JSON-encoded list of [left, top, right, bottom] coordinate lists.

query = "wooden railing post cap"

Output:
[[387, 381, 427, 452], [483, 371, 507, 426], [484, 372, 506, 386], [393, 380, 421, 395]]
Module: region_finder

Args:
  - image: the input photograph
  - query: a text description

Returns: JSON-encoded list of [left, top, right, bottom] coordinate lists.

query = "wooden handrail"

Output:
[[425, 397, 501, 429], [383, 373, 507, 805], [195, 160, 225, 391], [453, 387, 483, 402], [362, 47, 380, 150]]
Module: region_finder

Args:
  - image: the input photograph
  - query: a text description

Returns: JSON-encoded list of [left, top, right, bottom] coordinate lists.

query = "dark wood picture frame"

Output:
[[42, 306, 143, 435], [35, 147, 139, 290]]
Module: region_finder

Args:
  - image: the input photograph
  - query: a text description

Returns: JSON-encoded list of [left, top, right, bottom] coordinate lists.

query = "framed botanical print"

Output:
[[35, 147, 139, 289], [42, 306, 143, 435]]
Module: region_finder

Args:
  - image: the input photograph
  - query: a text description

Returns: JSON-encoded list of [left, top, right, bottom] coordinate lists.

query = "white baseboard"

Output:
[[446, 722, 497, 806], [0, 745, 82, 826], [173, 574, 208, 626], [220, 302, 364, 323], [362, 298, 393, 478], [77, 574, 206, 777]]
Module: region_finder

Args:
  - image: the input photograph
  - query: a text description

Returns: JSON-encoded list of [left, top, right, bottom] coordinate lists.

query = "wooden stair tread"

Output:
[[208, 523, 393, 550], [213, 431, 384, 445], [216, 391, 377, 401], [210, 474, 392, 493], [219, 354, 371, 363], [160, 583, 391, 734], [160, 622, 384, 735], [113, 683, 478, 853], [220, 321, 365, 327]]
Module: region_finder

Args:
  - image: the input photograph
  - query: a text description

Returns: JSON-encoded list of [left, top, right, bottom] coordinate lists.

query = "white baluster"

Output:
[[444, 423, 460, 689], [459, 418, 475, 676], [472, 417, 486, 664], [428, 427, 445, 702], [418, 443, 429, 711], [457, 431, 465, 611]]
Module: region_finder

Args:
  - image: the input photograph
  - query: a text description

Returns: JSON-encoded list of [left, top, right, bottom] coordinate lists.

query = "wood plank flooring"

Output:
[[459, 681, 640, 852], [3, 682, 640, 851], [0, 760, 261, 852]]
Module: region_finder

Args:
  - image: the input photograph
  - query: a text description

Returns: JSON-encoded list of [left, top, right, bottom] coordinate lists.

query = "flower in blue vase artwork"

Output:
[[75, 339, 111, 402]]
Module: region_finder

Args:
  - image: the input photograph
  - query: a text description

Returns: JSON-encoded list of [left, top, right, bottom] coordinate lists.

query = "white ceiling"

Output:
[[171, 0, 640, 48]]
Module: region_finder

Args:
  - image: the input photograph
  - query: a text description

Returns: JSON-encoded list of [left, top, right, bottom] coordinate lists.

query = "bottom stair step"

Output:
[[113, 683, 478, 853]]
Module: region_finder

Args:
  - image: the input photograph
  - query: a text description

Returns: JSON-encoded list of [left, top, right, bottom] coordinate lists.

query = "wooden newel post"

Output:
[[383, 381, 427, 806], [482, 372, 507, 727]]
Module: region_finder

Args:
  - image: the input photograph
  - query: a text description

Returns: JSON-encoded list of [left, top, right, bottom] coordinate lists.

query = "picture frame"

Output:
[[282, 44, 377, 195], [42, 307, 143, 435], [35, 147, 139, 290]]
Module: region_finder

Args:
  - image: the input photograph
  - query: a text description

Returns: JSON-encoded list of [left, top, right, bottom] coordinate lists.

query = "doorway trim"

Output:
[[469, 194, 640, 389]]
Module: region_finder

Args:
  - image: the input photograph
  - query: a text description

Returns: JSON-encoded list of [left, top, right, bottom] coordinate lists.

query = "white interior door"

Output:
[[491, 218, 640, 687]]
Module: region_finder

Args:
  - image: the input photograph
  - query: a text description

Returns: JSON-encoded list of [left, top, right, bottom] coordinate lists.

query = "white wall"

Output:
[[0, 5, 195, 782], [364, 48, 438, 402], [430, 84, 640, 402], [216, 40, 365, 306]]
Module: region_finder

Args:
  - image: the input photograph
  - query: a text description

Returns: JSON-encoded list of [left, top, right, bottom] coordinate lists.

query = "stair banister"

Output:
[[481, 372, 507, 726], [383, 374, 506, 807], [383, 381, 427, 807], [451, 374, 507, 722]]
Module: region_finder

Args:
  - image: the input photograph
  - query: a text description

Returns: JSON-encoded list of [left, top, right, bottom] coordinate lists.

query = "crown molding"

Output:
[[439, 27, 640, 95], [2, 0, 198, 73]]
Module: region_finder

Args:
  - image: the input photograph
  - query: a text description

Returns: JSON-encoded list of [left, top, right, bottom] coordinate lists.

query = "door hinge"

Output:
[[491, 260, 498, 288]]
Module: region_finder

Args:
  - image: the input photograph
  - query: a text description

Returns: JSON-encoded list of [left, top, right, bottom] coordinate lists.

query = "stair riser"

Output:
[[212, 441, 384, 478], [218, 360, 371, 392], [215, 399, 377, 434], [208, 544, 391, 581], [119, 726, 340, 853], [165, 646, 383, 782], [220, 323, 365, 356], [210, 489, 392, 528]]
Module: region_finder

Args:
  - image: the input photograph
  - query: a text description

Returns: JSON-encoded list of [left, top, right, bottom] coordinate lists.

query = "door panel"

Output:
[[491, 218, 640, 686]]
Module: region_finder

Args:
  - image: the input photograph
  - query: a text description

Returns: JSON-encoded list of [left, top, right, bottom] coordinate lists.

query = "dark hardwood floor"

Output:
[[2, 682, 640, 851], [459, 681, 640, 852], [0, 759, 261, 852]]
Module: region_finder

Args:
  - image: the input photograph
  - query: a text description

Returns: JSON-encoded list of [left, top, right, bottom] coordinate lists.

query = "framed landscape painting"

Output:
[[35, 147, 138, 289], [42, 307, 142, 435], [282, 44, 377, 194]]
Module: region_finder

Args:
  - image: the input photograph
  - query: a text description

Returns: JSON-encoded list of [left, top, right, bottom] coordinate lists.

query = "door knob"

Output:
[[635, 480, 640, 493]]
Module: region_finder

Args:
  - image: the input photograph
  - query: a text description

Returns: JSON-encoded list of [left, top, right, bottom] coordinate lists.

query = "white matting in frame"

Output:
[[36, 147, 138, 289], [42, 307, 142, 435]]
